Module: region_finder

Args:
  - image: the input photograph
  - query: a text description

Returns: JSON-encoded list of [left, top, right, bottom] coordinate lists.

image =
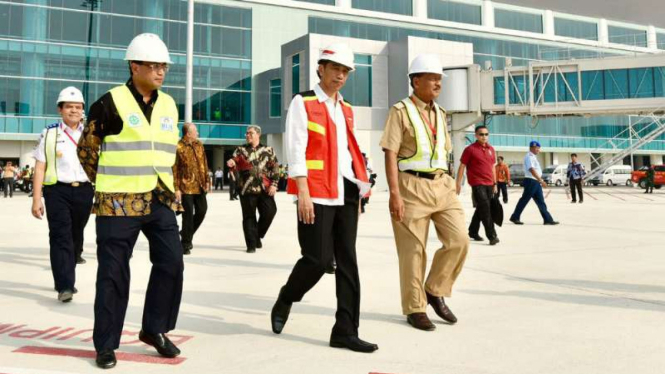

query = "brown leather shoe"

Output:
[[406, 313, 436, 331], [426, 292, 457, 324]]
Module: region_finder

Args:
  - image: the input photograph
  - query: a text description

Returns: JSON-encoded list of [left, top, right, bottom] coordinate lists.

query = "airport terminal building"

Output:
[[1, 0, 665, 189]]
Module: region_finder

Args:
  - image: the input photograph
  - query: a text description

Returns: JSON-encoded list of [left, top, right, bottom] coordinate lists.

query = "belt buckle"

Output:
[[71, 182, 80, 187]]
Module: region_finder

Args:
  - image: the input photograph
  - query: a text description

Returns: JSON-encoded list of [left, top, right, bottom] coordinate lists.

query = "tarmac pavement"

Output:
[[1, 185, 664, 374]]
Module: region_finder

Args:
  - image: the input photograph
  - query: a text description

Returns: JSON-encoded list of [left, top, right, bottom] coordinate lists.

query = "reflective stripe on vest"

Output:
[[398, 98, 448, 173], [43, 126, 59, 185], [95, 85, 179, 193]]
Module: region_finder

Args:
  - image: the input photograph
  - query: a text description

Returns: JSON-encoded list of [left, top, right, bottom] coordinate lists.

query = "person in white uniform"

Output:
[[31, 86, 94, 303]]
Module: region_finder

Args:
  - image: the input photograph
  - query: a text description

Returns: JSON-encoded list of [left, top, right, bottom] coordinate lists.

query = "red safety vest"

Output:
[[287, 91, 369, 199]]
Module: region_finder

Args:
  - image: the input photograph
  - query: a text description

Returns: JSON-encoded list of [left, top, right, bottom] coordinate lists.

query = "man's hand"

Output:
[[226, 159, 236, 168], [456, 182, 462, 195], [540, 180, 548, 188], [31, 199, 44, 220], [493, 184, 498, 195], [267, 185, 277, 197], [175, 191, 182, 204], [297, 191, 315, 224], [389, 193, 405, 222]]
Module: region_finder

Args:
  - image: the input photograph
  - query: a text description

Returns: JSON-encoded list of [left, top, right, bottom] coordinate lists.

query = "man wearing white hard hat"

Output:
[[271, 43, 378, 353], [31, 86, 93, 303], [380, 54, 469, 331], [77, 33, 183, 369]]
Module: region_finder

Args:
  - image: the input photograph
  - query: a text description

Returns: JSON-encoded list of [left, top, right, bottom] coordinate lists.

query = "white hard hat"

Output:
[[408, 54, 447, 77], [124, 33, 173, 64], [318, 43, 355, 71], [57, 86, 85, 105]]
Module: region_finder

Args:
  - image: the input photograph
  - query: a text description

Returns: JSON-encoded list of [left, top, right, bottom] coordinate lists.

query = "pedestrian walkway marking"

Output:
[[13, 346, 186, 365]]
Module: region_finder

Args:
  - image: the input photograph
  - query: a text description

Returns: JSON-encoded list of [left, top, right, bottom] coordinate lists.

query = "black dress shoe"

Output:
[[406, 313, 436, 331], [138, 330, 180, 358], [247, 247, 256, 253], [330, 334, 378, 353], [544, 221, 560, 225], [76, 256, 86, 264], [426, 292, 457, 324], [510, 219, 524, 225], [96, 349, 117, 369], [469, 234, 484, 241], [324, 259, 336, 274], [489, 237, 500, 246], [271, 295, 292, 334]]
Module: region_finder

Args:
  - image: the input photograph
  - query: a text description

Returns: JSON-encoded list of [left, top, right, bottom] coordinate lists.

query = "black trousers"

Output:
[[239, 192, 277, 249], [3, 178, 14, 197], [469, 185, 497, 240], [281, 179, 361, 336], [180, 193, 208, 248], [569, 178, 584, 202], [228, 180, 238, 200], [43, 183, 94, 292], [93, 200, 184, 352], [497, 182, 508, 203], [214, 178, 223, 190]]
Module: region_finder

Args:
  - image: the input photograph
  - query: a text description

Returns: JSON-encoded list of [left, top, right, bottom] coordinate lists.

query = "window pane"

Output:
[[293, 0, 335, 5], [495, 9, 543, 33], [554, 18, 598, 41], [658, 33, 665, 50], [292, 54, 300, 94], [270, 78, 282, 117], [352, 0, 412, 16], [341, 54, 372, 107], [608, 25, 647, 47], [427, 0, 482, 25], [603, 69, 629, 100]]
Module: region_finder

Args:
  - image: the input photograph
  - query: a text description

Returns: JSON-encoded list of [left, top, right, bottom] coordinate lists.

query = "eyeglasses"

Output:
[[139, 62, 170, 73], [478, 133, 489, 137]]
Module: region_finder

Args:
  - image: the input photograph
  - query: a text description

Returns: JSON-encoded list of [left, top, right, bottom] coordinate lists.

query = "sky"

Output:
[[501, 0, 665, 28]]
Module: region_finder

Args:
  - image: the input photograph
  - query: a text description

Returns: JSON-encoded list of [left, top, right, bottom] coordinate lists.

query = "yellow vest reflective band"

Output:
[[95, 85, 179, 193], [43, 125, 59, 186], [397, 98, 448, 173]]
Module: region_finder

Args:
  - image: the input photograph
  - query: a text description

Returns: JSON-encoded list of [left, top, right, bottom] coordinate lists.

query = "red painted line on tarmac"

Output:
[[13, 346, 186, 365]]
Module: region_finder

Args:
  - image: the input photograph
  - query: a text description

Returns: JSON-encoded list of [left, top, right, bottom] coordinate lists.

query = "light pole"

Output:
[[81, 0, 101, 103], [185, 0, 194, 123]]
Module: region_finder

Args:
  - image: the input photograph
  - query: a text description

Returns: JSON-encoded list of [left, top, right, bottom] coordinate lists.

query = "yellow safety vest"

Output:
[[43, 123, 60, 185], [95, 85, 179, 193], [397, 98, 448, 173]]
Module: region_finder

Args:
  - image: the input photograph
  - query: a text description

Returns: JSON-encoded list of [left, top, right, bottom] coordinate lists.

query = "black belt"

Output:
[[56, 181, 91, 187], [403, 170, 443, 180]]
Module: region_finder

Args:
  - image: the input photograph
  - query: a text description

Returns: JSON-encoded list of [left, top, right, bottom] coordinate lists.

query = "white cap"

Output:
[[318, 43, 355, 71], [124, 33, 173, 64], [408, 54, 447, 77], [57, 86, 85, 105]]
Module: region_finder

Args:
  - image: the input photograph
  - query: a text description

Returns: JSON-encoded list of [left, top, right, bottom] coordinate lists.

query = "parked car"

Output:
[[542, 165, 568, 186], [631, 165, 665, 189], [509, 164, 525, 186]]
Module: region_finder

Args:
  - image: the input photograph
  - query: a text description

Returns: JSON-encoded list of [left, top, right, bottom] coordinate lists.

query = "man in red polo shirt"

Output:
[[456, 125, 499, 245]]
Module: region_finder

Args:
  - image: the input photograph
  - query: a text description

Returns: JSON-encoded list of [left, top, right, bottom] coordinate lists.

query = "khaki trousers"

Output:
[[391, 172, 469, 315]]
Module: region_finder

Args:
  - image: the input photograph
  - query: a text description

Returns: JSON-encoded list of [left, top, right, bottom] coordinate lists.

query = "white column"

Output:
[[482, 0, 495, 28], [543, 10, 555, 37], [598, 18, 609, 45], [413, 0, 427, 19], [185, 0, 194, 123], [647, 25, 658, 50], [336, 0, 351, 9]]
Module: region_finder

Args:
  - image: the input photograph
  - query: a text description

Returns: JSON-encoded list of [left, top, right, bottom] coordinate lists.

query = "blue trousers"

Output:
[[510, 178, 555, 223]]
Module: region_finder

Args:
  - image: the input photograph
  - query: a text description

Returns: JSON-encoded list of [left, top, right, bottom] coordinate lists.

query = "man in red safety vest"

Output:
[[270, 43, 378, 353]]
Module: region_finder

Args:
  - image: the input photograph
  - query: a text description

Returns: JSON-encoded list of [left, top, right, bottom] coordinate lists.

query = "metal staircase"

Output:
[[583, 111, 665, 182]]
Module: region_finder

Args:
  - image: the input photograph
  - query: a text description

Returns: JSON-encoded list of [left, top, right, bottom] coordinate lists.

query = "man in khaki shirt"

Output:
[[380, 54, 469, 331]]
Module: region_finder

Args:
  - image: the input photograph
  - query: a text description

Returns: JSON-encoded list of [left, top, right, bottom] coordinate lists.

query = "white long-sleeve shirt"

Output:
[[285, 84, 366, 206]]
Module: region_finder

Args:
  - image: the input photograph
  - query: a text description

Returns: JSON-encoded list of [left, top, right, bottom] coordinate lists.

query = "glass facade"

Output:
[[495, 9, 543, 34], [269, 78, 281, 118], [341, 54, 372, 107], [554, 18, 598, 41], [658, 33, 665, 50], [427, 0, 481, 25], [292, 54, 301, 94], [0, 0, 252, 141], [352, 0, 412, 16], [608, 25, 648, 47]]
